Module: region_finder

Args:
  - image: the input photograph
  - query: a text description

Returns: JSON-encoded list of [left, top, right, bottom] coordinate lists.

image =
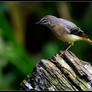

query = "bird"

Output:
[[36, 15, 92, 51]]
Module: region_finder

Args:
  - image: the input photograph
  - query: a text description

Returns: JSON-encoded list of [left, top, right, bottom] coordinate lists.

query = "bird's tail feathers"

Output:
[[80, 37, 92, 44]]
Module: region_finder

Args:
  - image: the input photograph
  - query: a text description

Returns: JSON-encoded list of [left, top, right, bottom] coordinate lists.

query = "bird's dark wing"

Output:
[[59, 18, 89, 38], [70, 27, 89, 38]]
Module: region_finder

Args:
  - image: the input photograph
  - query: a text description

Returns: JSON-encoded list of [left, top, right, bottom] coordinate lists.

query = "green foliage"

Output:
[[42, 41, 59, 59]]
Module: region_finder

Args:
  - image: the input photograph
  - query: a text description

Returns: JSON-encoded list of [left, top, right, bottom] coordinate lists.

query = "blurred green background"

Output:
[[0, 2, 92, 90]]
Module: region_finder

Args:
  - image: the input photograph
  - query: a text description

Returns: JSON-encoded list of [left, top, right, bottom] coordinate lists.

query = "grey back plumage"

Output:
[[41, 15, 77, 28], [58, 18, 77, 29]]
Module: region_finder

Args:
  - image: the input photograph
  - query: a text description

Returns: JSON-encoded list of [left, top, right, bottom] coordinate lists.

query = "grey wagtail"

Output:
[[36, 15, 92, 51]]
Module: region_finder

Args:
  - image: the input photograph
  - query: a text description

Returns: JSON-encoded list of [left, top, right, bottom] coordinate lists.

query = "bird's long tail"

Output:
[[80, 37, 92, 44]]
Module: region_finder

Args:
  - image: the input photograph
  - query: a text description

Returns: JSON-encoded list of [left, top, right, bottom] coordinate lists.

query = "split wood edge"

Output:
[[20, 50, 92, 91]]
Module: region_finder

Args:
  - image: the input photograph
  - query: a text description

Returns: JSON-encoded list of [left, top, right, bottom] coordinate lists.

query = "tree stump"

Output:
[[20, 50, 92, 91]]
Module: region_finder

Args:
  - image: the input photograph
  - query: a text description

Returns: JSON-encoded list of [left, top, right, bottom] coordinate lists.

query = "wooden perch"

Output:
[[20, 50, 92, 91]]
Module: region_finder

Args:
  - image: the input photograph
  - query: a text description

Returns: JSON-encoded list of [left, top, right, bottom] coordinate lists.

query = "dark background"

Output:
[[0, 2, 92, 90]]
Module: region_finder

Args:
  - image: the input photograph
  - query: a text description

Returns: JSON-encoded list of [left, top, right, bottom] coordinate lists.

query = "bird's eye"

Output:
[[41, 18, 48, 23]]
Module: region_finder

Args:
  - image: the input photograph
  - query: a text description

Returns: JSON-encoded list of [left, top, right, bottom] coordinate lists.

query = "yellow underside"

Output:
[[58, 34, 81, 43], [57, 34, 92, 43]]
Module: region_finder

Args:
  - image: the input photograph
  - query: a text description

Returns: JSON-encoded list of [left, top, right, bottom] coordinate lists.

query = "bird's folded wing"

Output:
[[70, 27, 89, 38], [58, 18, 89, 38]]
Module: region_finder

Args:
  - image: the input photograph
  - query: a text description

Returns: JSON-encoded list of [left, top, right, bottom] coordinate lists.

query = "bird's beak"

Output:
[[35, 21, 41, 24]]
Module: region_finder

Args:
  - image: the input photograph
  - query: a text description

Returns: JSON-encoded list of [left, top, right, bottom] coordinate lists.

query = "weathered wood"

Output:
[[20, 50, 92, 91]]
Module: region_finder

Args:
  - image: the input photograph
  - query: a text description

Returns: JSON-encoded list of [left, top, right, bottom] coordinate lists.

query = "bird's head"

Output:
[[36, 15, 58, 28]]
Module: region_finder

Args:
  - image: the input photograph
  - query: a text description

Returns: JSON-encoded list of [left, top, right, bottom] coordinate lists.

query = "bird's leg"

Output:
[[61, 43, 73, 55], [65, 42, 74, 51], [62, 42, 67, 50]]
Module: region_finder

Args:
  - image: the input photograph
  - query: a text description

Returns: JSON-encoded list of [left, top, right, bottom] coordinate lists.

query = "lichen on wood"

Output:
[[20, 50, 92, 91]]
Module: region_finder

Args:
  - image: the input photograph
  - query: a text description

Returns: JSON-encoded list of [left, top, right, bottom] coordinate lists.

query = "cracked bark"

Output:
[[20, 50, 92, 91]]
